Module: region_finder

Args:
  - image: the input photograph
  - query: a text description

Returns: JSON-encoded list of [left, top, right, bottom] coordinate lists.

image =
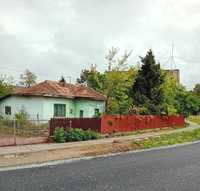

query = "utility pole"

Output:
[[171, 43, 174, 69], [170, 42, 176, 69]]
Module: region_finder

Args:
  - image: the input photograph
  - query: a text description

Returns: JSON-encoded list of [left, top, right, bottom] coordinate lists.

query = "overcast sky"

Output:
[[0, 0, 200, 89]]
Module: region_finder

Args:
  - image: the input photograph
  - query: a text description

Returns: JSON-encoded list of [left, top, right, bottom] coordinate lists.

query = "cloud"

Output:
[[0, 0, 200, 88]]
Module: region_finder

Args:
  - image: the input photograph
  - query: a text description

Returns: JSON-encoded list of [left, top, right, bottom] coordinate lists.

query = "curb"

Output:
[[1, 139, 200, 172]]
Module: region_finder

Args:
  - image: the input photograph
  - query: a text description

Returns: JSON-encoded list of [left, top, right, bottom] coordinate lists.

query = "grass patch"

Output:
[[0, 119, 48, 137], [105, 126, 182, 138], [188, 115, 200, 125], [133, 128, 200, 149]]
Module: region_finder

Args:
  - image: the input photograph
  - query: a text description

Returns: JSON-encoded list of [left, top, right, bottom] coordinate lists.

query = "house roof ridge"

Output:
[[8, 80, 106, 101]]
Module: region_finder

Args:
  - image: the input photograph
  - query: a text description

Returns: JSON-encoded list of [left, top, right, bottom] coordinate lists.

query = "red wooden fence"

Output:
[[49, 118, 101, 136], [100, 115, 185, 134], [49, 115, 185, 136]]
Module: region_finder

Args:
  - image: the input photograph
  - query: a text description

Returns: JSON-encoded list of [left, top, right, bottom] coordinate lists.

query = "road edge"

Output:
[[1, 139, 200, 172]]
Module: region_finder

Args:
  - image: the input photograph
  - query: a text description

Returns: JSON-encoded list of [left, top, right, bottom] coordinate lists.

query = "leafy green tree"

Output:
[[77, 48, 136, 114], [162, 74, 200, 116], [104, 69, 136, 114], [105, 47, 118, 71], [19, 69, 37, 87], [131, 50, 165, 114], [175, 88, 200, 117], [162, 73, 179, 115], [185, 93, 200, 115], [193, 83, 200, 95], [103, 48, 135, 114], [105, 47, 132, 71], [0, 75, 13, 97], [77, 65, 105, 93], [77, 48, 200, 116]]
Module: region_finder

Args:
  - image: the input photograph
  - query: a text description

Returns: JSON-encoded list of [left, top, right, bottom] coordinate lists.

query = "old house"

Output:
[[0, 80, 106, 120]]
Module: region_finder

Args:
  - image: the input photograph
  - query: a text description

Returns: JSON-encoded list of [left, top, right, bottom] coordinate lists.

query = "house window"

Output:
[[94, 108, 100, 116], [80, 110, 84, 118], [5, 106, 11, 115], [70, 109, 73, 114], [54, 104, 66, 117]]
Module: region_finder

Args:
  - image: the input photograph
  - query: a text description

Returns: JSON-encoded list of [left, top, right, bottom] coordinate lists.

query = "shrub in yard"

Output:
[[83, 130, 100, 140], [15, 109, 28, 126], [65, 128, 84, 142], [53, 127, 65, 143], [65, 128, 100, 142]]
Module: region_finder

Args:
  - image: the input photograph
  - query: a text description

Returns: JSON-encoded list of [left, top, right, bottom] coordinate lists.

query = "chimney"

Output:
[[59, 76, 66, 87]]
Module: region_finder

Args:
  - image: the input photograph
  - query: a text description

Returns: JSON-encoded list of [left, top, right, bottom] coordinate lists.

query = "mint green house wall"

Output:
[[42, 97, 75, 119], [74, 100, 105, 118], [0, 96, 105, 120]]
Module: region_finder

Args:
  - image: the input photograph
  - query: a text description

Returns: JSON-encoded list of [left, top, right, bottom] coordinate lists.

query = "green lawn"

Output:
[[133, 128, 200, 149], [188, 115, 200, 125]]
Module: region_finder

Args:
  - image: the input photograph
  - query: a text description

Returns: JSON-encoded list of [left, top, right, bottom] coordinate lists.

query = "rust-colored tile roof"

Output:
[[11, 80, 107, 101]]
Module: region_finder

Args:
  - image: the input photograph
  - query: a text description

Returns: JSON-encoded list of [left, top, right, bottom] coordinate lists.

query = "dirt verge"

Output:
[[0, 139, 142, 168]]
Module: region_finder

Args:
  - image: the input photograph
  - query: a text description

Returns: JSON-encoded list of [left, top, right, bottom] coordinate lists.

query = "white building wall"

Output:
[[0, 96, 44, 119]]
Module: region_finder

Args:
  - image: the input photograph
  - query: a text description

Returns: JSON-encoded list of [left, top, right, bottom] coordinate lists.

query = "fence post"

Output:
[[13, 117, 16, 145], [37, 114, 39, 127], [49, 119, 52, 136], [69, 120, 72, 128]]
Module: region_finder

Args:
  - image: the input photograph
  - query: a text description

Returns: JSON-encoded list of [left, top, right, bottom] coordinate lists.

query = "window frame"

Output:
[[79, 110, 84, 118], [5, 106, 11, 115], [54, 104, 66, 117], [94, 108, 100, 116]]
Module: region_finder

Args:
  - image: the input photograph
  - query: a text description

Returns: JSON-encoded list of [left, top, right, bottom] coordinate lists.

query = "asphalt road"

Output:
[[1, 143, 200, 191]]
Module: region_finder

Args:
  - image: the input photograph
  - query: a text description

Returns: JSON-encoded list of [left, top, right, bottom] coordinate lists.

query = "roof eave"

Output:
[[74, 96, 107, 101], [0, 95, 11, 101], [6, 93, 74, 99]]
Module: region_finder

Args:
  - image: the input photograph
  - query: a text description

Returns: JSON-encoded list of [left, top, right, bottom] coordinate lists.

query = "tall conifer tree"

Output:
[[132, 50, 165, 114]]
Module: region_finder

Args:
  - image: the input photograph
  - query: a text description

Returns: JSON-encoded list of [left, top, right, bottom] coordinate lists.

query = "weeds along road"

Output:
[[1, 142, 200, 191]]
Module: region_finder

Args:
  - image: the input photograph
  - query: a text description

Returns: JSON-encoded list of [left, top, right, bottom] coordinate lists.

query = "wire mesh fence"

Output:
[[0, 118, 49, 146]]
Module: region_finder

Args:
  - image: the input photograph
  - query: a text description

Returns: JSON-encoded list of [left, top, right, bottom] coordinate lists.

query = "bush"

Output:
[[84, 130, 100, 140], [65, 128, 84, 142], [53, 128, 100, 143], [53, 128, 65, 143], [65, 128, 100, 142], [15, 109, 28, 125]]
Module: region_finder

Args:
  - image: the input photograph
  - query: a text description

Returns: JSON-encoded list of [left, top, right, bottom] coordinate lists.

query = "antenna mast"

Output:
[[170, 42, 176, 69]]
